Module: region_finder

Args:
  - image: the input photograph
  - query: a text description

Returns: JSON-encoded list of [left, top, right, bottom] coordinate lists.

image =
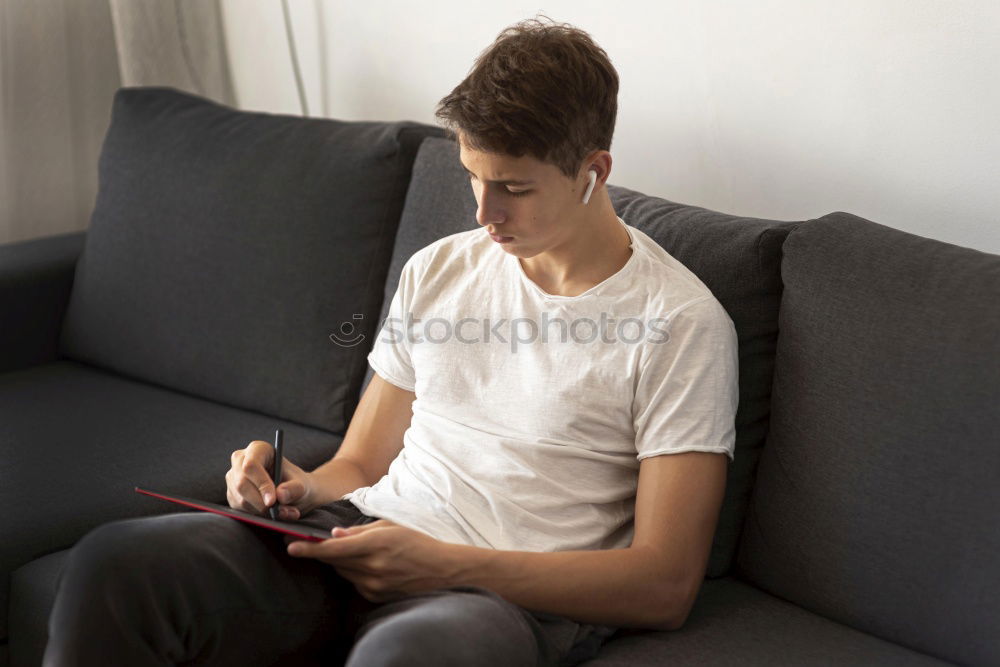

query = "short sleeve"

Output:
[[366, 257, 420, 392], [633, 295, 739, 463]]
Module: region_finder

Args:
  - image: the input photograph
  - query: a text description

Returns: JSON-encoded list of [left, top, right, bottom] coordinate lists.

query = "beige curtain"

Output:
[[108, 0, 234, 104], [0, 0, 234, 245]]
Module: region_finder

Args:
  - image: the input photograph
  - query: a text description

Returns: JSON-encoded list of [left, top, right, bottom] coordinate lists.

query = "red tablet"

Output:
[[134, 487, 333, 542]]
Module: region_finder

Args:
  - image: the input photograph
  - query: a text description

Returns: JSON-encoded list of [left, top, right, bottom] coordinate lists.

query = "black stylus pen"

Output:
[[269, 428, 283, 520]]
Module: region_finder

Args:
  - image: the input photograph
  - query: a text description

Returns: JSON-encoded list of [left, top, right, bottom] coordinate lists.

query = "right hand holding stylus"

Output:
[[225, 440, 318, 520]]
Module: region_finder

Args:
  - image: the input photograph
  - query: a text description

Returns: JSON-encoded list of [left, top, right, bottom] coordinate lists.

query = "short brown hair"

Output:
[[435, 15, 619, 180]]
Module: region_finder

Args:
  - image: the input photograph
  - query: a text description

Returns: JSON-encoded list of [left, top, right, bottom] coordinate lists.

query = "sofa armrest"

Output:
[[0, 231, 86, 373]]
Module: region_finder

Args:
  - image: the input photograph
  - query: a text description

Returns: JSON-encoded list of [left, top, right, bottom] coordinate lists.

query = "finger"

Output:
[[275, 477, 303, 504], [243, 440, 275, 507], [242, 440, 277, 507], [286, 539, 316, 557], [226, 465, 261, 514], [286, 532, 371, 559], [338, 519, 396, 534], [330, 523, 378, 538], [278, 506, 300, 520]]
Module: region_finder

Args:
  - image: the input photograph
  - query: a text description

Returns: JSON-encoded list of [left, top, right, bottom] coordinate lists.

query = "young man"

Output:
[[44, 16, 737, 667]]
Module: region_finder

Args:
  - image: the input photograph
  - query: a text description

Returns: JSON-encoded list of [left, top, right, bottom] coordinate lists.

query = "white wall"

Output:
[[221, 0, 1000, 254]]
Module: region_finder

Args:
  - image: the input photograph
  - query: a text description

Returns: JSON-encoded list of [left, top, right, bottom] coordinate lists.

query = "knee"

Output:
[[64, 517, 155, 582], [347, 586, 538, 667], [62, 513, 240, 590]]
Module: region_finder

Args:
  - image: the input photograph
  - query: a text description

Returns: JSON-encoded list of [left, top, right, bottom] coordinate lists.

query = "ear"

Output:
[[580, 150, 612, 187]]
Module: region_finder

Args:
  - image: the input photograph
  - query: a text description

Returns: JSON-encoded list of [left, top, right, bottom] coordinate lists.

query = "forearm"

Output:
[[444, 543, 684, 630], [308, 458, 370, 505]]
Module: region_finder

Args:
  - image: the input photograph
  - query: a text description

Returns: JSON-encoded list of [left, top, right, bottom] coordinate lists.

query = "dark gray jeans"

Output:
[[43, 500, 618, 666]]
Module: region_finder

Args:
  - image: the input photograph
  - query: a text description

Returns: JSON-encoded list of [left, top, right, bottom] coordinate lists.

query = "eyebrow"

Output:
[[458, 161, 535, 186]]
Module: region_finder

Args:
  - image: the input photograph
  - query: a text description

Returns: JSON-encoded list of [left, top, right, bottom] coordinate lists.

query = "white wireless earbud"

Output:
[[581, 169, 598, 205]]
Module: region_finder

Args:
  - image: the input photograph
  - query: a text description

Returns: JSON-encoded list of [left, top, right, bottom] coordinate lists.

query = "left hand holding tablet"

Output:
[[285, 520, 459, 602]]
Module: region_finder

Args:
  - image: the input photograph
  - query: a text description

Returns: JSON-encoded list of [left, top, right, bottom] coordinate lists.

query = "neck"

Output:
[[518, 192, 632, 297]]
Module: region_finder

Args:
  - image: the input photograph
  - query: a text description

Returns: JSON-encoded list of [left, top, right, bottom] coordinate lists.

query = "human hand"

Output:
[[225, 439, 318, 519], [284, 520, 458, 602]]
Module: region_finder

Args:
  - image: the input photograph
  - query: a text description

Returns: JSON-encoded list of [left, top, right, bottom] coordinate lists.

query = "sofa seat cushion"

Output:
[[579, 577, 954, 666], [737, 212, 1000, 666], [0, 359, 343, 648], [363, 136, 809, 577], [58, 86, 443, 434]]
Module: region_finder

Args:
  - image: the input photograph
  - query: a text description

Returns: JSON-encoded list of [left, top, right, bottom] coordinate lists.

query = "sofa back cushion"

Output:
[[362, 136, 806, 577], [736, 212, 1000, 665], [59, 87, 444, 434]]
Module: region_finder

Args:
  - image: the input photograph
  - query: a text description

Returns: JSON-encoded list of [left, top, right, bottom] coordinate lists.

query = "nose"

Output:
[[475, 187, 506, 231]]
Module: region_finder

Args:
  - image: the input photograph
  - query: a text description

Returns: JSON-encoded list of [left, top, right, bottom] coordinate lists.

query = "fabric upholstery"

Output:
[[0, 232, 84, 374], [362, 136, 809, 578], [736, 212, 1000, 665], [58, 87, 444, 434], [579, 576, 954, 666]]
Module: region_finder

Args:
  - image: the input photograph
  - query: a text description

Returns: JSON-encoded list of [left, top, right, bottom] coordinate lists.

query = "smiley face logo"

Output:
[[329, 314, 366, 348]]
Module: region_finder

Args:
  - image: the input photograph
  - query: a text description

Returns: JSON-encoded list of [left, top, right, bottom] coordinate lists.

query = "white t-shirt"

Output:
[[342, 216, 738, 553]]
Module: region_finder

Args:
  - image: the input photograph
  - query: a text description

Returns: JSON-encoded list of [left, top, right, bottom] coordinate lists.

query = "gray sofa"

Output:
[[2, 87, 997, 666]]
